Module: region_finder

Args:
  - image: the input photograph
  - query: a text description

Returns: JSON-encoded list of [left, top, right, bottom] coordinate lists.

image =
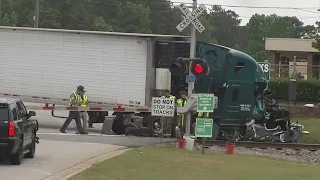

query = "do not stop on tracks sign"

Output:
[[151, 97, 175, 117]]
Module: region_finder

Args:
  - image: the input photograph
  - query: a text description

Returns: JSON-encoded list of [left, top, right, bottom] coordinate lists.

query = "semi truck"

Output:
[[0, 26, 190, 135], [0, 26, 305, 141]]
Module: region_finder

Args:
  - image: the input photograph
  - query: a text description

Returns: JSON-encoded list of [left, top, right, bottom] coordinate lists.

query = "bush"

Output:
[[268, 78, 320, 101]]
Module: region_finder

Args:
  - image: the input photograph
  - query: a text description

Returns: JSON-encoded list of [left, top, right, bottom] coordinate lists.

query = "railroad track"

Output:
[[194, 140, 320, 151]]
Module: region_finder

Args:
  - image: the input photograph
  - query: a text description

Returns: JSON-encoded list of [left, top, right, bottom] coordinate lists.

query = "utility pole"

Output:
[[184, 0, 198, 137], [292, 56, 297, 78], [34, 0, 40, 28], [188, 0, 197, 96], [0, 0, 2, 24]]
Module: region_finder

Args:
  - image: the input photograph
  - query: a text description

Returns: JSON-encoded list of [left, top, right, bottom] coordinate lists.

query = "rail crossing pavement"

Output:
[[0, 139, 126, 180], [37, 128, 175, 148]]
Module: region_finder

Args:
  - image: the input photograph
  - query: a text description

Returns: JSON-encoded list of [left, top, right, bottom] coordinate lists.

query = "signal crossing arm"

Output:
[[25, 105, 151, 112]]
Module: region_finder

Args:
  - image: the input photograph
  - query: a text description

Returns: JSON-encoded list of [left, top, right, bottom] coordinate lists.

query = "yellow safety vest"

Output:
[[81, 95, 88, 107], [177, 98, 187, 107], [177, 98, 187, 115], [69, 92, 82, 107], [161, 95, 176, 99], [177, 98, 187, 125], [198, 112, 210, 118]]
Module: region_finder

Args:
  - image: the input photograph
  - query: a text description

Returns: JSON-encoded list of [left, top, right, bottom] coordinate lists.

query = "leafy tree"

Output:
[[92, 16, 113, 31], [114, 1, 151, 33], [137, 0, 182, 34], [302, 25, 318, 39], [309, 22, 320, 50], [246, 14, 304, 61], [1, 11, 18, 26], [207, 5, 243, 49]]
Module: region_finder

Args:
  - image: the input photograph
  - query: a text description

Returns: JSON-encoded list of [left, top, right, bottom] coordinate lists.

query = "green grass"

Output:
[[296, 118, 320, 144], [70, 146, 320, 180]]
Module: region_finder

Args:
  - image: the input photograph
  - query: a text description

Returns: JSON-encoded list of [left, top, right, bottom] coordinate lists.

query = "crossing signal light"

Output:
[[190, 59, 210, 77], [169, 58, 210, 77], [169, 58, 188, 77], [193, 64, 204, 74]]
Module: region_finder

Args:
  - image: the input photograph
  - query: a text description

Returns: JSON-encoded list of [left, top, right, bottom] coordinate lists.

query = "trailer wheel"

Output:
[[144, 115, 161, 135], [111, 114, 128, 135]]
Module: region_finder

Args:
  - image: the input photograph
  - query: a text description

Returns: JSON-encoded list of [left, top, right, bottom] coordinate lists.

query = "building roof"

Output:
[[265, 37, 319, 52]]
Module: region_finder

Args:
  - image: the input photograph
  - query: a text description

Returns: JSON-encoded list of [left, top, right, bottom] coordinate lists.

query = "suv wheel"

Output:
[[25, 133, 36, 158], [10, 140, 23, 165]]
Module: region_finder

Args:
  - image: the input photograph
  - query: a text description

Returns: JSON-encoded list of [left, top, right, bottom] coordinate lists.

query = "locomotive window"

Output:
[[232, 88, 239, 102], [234, 62, 245, 73]]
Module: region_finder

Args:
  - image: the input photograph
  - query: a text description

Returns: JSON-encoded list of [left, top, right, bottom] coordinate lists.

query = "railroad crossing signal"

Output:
[[176, 3, 206, 33]]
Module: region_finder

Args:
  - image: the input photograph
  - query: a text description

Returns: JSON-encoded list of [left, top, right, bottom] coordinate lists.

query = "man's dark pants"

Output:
[[60, 111, 84, 133]]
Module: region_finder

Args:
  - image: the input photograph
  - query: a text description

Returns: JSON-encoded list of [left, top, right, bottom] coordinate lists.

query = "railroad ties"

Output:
[[195, 140, 320, 152]]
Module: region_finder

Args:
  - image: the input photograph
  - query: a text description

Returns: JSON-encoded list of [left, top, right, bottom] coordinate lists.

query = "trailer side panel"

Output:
[[0, 28, 148, 106]]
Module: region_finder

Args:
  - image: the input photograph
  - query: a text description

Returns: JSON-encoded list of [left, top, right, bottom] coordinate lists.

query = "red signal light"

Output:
[[194, 64, 204, 74]]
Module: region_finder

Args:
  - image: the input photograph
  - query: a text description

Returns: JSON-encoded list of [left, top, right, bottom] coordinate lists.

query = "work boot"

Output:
[[60, 129, 66, 133], [77, 131, 88, 135]]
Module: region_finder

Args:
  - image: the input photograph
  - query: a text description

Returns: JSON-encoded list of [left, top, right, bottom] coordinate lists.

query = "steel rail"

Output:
[[195, 140, 320, 151]]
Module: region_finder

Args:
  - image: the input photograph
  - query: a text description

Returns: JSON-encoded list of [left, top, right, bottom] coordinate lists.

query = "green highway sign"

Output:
[[195, 118, 213, 137], [197, 94, 215, 112], [258, 62, 270, 81]]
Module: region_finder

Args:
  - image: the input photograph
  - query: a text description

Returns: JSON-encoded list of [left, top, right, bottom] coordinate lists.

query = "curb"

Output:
[[42, 148, 131, 180]]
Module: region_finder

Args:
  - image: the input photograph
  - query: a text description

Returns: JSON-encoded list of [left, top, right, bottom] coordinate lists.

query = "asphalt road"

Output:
[[0, 103, 175, 180], [0, 139, 124, 180], [37, 128, 175, 148], [25, 102, 103, 133], [26, 102, 176, 147]]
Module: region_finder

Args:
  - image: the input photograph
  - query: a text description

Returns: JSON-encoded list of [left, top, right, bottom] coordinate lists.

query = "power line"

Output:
[[170, 1, 319, 10]]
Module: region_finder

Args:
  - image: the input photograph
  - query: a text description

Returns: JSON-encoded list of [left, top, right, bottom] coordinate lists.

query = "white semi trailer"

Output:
[[0, 26, 190, 135]]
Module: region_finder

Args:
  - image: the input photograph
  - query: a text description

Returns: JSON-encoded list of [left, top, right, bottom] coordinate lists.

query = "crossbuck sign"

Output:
[[176, 3, 206, 33]]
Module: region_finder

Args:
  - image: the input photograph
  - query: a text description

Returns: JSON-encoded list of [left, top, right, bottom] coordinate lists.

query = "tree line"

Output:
[[1, 0, 319, 61]]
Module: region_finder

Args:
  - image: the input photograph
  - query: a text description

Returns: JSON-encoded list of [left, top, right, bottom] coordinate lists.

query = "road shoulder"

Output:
[[43, 148, 131, 180]]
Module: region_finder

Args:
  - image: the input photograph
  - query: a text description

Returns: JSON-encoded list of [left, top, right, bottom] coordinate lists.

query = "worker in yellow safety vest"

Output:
[[80, 91, 90, 130], [161, 89, 176, 99], [60, 85, 88, 134], [176, 91, 188, 126], [197, 112, 210, 118], [175, 91, 188, 138], [161, 89, 176, 136]]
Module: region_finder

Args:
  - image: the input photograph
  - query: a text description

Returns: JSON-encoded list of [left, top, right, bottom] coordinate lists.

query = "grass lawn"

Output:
[[295, 118, 320, 144], [69, 146, 320, 180]]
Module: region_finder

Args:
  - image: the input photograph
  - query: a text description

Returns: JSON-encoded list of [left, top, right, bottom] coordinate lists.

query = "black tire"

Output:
[[144, 115, 160, 135], [111, 114, 127, 135], [25, 133, 36, 158], [10, 139, 23, 165]]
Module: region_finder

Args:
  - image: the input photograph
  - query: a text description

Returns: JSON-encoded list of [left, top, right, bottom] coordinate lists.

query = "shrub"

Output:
[[268, 78, 320, 101]]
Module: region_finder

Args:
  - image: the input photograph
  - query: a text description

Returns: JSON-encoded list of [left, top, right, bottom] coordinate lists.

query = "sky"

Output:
[[179, 0, 320, 26]]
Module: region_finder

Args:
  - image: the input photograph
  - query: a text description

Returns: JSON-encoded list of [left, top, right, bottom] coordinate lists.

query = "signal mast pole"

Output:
[[188, 0, 197, 96], [185, 0, 197, 137]]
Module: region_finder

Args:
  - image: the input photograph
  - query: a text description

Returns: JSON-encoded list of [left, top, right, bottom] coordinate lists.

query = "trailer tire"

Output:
[[111, 114, 128, 135], [144, 114, 161, 135]]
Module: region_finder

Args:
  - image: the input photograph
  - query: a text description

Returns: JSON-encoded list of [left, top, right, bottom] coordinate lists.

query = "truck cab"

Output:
[[157, 41, 267, 138]]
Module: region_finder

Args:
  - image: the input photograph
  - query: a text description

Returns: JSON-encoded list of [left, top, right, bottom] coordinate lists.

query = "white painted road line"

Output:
[[37, 132, 124, 137]]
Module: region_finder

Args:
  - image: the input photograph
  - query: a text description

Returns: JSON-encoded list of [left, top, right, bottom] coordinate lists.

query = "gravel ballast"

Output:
[[194, 143, 320, 165]]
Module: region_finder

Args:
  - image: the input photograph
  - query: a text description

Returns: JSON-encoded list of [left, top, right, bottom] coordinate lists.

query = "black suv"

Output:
[[0, 97, 39, 165]]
